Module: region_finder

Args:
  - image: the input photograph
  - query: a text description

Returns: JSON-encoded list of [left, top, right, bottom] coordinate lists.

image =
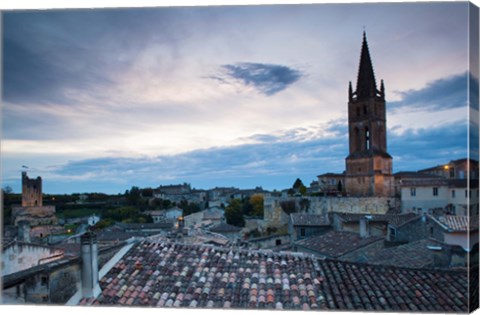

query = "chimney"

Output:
[[17, 220, 31, 243], [359, 217, 369, 238], [81, 231, 100, 298]]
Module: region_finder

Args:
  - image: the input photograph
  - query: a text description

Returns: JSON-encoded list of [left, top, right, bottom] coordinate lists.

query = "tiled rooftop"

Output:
[[295, 231, 382, 258], [290, 213, 330, 226], [333, 212, 418, 227], [86, 239, 468, 312], [342, 238, 449, 269], [209, 223, 242, 233], [434, 215, 479, 232], [96, 222, 173, 242]]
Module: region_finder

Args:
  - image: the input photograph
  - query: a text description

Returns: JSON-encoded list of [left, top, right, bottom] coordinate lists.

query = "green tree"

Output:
[[225, 199, 245, 227], [299, 185, 307, 196], [179, 199, 201, 216], [293, 178, 304, 189], [292, 178, 307, 196], [2, 187, 14, 225], [125, 186, 141, 206], [242, 198, 254, 216], [249, 194, 264, 217], [337, 180, 343, 193], [141, 188, 154, 198]]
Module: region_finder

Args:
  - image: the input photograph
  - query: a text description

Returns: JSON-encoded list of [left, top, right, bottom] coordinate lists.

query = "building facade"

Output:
[[345, 33, 394, 197]]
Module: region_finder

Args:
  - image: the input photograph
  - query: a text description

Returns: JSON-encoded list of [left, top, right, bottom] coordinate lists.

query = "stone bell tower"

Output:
[[345, 32, 394, 197]]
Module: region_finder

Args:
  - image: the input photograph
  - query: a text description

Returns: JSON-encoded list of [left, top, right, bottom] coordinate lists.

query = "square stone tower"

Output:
[[22, 171, 43, 207]]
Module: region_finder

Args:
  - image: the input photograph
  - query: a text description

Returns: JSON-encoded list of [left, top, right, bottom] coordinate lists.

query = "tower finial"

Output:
[[355, 30, 377, 99]]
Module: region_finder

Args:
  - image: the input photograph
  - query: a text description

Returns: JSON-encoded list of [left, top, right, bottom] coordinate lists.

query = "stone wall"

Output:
[[12, 205, 58, 226], [247, 234, 291, 250], [265, 195, 395, 214], [310, 196, 395, 214]]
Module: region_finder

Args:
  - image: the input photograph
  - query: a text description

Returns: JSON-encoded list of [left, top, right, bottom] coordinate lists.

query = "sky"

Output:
[[1, 1, 477, 194]]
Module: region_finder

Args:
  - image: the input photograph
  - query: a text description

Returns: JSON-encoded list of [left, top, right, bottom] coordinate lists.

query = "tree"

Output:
[[225, 199, 245, 227], [299, 185, 307, 196], [179, 199, 201, 216], [125, 186, 141, 206], [2, 187, 14, 226], [249, 194, 264, 217], [280, 200, 297, 215], [292, 178, 307, 196], [242, 198, 254, 216], [299, 198, 310, 212], [141, 188, 154, 198]]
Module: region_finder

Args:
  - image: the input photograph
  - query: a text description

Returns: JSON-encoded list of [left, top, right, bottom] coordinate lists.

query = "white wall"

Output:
[[401, 186, 479, 215], [1, 243, 63, 276], [444, 231, 479, 251]]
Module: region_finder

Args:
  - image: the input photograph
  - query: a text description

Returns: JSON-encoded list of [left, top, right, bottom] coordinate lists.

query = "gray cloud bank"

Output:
[[217, 62, 304, 96]]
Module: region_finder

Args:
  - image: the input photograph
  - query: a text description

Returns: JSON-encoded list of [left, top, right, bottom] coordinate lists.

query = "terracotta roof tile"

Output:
[[88, 239, 468, 312], [295, 230, 383, 258], [333, 212, 418, 227], [434, 215, 479, 232]]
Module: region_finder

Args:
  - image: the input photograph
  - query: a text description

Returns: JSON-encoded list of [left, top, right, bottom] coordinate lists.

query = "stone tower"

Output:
[[345, 32, 394, 197], [22, 171, 43, 207]]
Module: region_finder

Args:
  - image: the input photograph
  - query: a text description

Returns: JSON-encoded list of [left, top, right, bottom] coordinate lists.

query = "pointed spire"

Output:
[[380, 79, 385, 99], [348, 81, 353, 101], [355, 31, 377, 99]]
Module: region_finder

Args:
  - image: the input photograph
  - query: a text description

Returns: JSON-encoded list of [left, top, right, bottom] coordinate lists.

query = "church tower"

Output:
[[345, 32, 394, 197]]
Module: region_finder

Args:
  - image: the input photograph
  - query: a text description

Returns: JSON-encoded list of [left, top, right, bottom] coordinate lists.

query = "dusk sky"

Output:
[[1, 1, 477, 194]]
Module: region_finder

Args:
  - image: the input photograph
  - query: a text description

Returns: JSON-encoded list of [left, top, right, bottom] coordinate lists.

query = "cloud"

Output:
[[2, 116, 467, 194], [389, 72, 468, 112], [217, 62, 303, 96], [389, 120, 468, 171]]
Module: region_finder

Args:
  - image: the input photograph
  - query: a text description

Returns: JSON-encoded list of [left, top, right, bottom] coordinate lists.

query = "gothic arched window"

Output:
[[365, 127, 370, 150]]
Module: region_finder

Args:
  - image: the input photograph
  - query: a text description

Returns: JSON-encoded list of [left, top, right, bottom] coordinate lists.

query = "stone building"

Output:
[[345, 32, 394, 197], [11, 172, 59, 241], [418, 158, 479, 180], [400, 177, 479, 215], [288, 213, 331, 241]]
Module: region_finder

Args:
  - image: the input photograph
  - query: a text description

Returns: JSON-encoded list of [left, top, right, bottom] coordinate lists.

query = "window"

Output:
[[389, 227, 396, 241], [433, 187, 438, 196], [300, 228, 306, 237], [41, 276, 48, 286], [410, 188, 416, 197], [275, 239, 282, 246], [363, 105, 367, 115], [450, 168, 455, 178], [356, 107, 360, 117], [452, 190, 456, 198], [430, 227, 434, 237], [365, 128, 370, 150]]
